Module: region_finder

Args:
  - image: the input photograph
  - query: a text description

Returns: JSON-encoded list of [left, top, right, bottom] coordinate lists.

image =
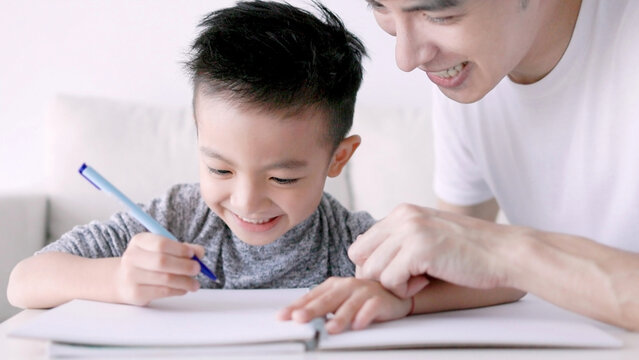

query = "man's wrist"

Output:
[[495, 226, 539, 290]]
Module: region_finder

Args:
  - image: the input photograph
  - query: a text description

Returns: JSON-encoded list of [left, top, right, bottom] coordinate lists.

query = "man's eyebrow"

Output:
[[402, 0, 465, 12], [199, 146, 307, 170]]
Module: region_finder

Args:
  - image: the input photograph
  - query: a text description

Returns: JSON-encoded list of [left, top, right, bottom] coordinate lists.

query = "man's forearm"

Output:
[[505, 230, 639, 331], [7, 252, 121, 309]]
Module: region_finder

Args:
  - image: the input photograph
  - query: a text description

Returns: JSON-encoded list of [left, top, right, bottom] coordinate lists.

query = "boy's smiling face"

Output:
[[195, 93, 355, 246]]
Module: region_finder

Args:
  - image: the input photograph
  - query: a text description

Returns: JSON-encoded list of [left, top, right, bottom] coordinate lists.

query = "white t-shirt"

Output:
[[432, 0, 639, 249]]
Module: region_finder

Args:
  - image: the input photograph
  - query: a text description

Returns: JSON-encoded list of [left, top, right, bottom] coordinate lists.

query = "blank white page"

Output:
[[318, 295, 622, 350], [10, 289, 315, 347]]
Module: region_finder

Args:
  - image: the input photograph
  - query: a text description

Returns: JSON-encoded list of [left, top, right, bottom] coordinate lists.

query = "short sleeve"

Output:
[[36, 184, 204, 258]]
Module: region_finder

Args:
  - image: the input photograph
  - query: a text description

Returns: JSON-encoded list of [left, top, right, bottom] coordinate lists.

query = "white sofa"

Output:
[[0, 95, 437, 320]]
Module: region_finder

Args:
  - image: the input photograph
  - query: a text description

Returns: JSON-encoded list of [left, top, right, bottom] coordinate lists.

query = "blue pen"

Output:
[[78, 163, 218, 282]]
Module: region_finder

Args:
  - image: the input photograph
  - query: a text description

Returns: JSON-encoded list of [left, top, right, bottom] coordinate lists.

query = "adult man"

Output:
[[349, 0, 639, 330]]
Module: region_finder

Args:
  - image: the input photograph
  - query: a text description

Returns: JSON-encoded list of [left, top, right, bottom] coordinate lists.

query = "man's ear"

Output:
[[328, 135, 361, 177]]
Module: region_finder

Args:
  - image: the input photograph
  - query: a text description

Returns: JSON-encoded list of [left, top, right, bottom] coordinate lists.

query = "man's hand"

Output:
[[277, 277, 411, 334], [349, 204, 518, 299], [115, 232, 205, 305]]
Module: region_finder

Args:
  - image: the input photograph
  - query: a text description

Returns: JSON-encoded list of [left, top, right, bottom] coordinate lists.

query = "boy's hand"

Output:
[[115, 232, 204, 306], [277, 277, 411, 334]]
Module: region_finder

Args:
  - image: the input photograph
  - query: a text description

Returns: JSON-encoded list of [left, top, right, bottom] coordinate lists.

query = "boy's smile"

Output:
[[194, 93, 347, 246]]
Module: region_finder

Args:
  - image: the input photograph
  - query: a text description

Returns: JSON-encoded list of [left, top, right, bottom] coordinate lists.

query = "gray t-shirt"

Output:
[[38, 184, 375, 289]]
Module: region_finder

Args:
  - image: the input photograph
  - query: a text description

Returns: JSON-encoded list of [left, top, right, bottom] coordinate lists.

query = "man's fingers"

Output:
[[379, 253, 414, 298], [405, 275, 430, 298], [357, 236, 401, 280], [348, 221, 388, 266]]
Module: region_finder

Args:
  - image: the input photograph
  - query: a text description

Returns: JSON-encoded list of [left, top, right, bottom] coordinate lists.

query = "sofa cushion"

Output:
[[349, 106, 436, 219], [45, 95, 351, 243]]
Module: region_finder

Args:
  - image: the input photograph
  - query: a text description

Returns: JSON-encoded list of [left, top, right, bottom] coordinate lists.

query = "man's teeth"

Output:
[[239, 216, 273, 224], [433, 62, 466, 78]]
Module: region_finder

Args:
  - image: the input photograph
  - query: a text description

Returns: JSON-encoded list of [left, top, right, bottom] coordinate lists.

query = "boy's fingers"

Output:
[[186, 244, 206, 259], [278, 282, 332, 321], [351, 297, 381, 330], [291, 287, 347, 323], [126, 285, 189, 306], [133, 233, 195, 258], [132, 247, 201, 276], [325, 296, 364, 334], [129, 267, 200, 292]]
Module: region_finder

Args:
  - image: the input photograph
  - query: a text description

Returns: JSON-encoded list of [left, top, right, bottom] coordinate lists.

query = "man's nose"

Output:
[[394, 20, 437, 72]]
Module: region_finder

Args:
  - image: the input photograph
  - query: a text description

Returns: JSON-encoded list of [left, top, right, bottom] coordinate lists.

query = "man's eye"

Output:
[[271, 177, 298, 185], [208, 168, 231, 176], [367, 0, 385, 11], [425, 15, 455, 24]]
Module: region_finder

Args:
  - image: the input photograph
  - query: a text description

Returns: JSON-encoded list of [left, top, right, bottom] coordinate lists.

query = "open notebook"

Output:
[[10, 289, 622, 357]]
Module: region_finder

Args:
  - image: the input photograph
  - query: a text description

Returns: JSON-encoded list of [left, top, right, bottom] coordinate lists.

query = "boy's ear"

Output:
[[328, 135, 361, 178]]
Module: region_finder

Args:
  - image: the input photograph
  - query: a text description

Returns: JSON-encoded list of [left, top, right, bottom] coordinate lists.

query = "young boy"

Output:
[[7, 1, 522, 334]]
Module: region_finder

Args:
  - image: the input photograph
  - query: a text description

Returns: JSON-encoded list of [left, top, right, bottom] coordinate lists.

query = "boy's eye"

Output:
[[208, 168, 231, 176], [271, 177, 299, 185]]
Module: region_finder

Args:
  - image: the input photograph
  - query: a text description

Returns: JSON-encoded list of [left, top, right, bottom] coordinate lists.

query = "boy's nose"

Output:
[[230, 180, 267, 215], [394, 20, 437, 72]]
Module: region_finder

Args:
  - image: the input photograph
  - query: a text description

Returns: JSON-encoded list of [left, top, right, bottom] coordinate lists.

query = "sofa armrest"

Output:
[[0, 193, 47, 320]]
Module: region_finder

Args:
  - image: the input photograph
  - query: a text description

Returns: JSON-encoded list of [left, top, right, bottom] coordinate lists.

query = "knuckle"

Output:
[[393, 203, 418, 216], [156, 239, 171, 253], [190, 262, 200, 275], [155, 255, 170, 269], [159, 272, 174, 284], [159, 287, 172, 297]]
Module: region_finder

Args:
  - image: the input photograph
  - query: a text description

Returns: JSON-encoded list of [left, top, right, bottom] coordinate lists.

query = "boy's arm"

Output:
[[7, 233, 204, 309], [7, 252, 122, 309], [278, 276, 524, 334], [410, 279, 524, 314]]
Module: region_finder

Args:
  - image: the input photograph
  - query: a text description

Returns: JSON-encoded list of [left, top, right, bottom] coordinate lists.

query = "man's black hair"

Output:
[[186, 0, 367, 149]]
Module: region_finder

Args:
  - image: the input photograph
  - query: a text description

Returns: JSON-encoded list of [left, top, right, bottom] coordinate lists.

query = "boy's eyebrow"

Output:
[[200, 147, 236, 165], [199, 146, 308, 170], [263, 159, 308, 171]]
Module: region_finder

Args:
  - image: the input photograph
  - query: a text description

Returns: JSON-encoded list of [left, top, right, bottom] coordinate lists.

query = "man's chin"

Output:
[[439, 86, 488, 104]]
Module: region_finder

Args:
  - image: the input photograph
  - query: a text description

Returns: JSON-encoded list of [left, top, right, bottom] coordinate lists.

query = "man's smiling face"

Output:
[[368, 0, 541, 103]]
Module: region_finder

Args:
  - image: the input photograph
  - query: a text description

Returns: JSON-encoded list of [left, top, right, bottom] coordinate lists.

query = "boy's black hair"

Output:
[[186, 0, 367, 150]]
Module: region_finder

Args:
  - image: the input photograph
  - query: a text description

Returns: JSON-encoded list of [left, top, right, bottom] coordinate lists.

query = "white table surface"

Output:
[[2, 297, 639, 360]]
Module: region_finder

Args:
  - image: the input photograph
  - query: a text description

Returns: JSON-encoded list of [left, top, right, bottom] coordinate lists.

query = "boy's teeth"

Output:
[[240, 216, 271, 224], [434, 62, 466, 78]]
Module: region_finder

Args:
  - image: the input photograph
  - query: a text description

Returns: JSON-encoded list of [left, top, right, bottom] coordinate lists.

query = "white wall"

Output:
[[0, 0, 431, 192]]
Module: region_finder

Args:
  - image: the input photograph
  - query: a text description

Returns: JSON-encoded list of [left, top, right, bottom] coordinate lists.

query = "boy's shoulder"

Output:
[[148, 183, 212, 220], [319, 192, 375, 230]]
